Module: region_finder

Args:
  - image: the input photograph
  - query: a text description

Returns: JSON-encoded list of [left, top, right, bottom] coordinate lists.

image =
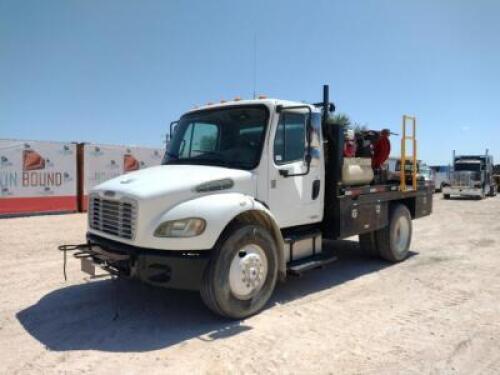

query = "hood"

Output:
[[91, 164, 256, 200]]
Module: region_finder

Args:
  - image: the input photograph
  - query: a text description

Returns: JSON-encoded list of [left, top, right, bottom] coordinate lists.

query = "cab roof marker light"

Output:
[[258, 95, 267, 99], [234, 96, 242, 101]]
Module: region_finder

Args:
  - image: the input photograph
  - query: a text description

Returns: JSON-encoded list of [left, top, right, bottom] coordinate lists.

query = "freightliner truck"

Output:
[[75, 86, 433, 319], [443, 151, 497, 199]]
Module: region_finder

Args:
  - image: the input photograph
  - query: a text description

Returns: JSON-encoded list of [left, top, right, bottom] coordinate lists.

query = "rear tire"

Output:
[[375, 204, 412, 262], [200, 224, 278, 319], [443, 194, 450, 200]]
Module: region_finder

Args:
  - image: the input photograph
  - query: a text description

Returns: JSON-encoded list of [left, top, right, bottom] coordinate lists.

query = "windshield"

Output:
[[455, 162, 481, 172], [163, 105, 269, 170]]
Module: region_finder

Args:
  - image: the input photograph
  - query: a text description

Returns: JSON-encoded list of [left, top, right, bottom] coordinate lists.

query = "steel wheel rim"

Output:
[[394, 216, 410, 254], [229, 244, 268, 300]]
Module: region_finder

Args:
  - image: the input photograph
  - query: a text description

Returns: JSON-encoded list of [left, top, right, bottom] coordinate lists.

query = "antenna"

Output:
[[253, 34, 257, 99]]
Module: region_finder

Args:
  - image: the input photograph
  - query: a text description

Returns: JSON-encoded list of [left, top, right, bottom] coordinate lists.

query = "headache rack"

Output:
[[400, 115, 417, 192]]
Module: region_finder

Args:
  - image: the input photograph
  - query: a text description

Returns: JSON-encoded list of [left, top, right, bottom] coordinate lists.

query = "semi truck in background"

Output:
[[68, 86, 433, 319], [494, 164, 500, 193], [442, 151, 497, 199]]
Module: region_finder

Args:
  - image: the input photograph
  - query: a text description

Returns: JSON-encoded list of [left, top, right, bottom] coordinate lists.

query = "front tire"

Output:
[[443, 194, 450, 200], [200, 224, 278, 319]]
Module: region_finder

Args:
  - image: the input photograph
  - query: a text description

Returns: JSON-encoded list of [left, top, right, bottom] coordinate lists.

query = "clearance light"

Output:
[[258, 95, 267, 99], [206, 102, 214, 105], [234, 96, 242, 101], [220, 99, 227, 103]]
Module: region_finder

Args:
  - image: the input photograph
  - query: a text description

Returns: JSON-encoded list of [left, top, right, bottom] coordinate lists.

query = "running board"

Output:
[[287, 252, 338, 276]]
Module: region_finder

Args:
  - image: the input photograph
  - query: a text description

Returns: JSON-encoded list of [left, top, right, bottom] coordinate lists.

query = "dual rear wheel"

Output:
[[359, 204, 412, 262]]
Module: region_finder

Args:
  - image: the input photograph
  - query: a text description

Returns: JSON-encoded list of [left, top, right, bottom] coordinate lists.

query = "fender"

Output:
[[142, 193, 285, 262]]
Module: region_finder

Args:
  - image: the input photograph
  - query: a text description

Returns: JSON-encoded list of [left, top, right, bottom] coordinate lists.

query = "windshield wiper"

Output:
[[190, 157, 230, 167], [164, 156, 253, 170], [162, 151, 180, 164]]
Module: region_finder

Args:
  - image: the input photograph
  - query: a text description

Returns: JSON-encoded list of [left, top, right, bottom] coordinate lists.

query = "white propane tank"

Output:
[[342, 157, 374, 186]]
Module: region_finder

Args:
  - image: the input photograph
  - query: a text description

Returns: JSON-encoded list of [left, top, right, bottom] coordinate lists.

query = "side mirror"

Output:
[[170, 121, 179, 137], [305, 115, 313, 162], [305, 153, 312, 165], [275, 104, 313, 178]]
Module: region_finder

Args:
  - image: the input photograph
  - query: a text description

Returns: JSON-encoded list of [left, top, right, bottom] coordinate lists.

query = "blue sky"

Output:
[[1, 0, 499, 165]]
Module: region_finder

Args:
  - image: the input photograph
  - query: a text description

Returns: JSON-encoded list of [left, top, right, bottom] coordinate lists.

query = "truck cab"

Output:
[[443, 153, 497, 199], [82, 86, 433, 318]]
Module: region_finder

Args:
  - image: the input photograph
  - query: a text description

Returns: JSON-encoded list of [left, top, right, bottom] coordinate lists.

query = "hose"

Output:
[[57, 243, 91, 281]]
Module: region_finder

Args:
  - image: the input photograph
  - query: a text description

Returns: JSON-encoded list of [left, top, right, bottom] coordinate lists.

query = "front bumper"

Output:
[[442, 186, 482, 197], [86, 233, 210, 290]]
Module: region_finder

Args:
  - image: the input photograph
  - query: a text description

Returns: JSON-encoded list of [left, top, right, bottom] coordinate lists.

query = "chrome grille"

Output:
[[89, 195, 137, 239], [452, 172, 475, 187]]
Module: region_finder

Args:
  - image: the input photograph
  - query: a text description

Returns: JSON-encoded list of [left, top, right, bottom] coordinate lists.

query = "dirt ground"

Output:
[[1, 195, 499, 375]]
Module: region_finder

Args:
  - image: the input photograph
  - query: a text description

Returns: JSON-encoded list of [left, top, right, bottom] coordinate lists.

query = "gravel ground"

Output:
[[1, 195, 499, 374]]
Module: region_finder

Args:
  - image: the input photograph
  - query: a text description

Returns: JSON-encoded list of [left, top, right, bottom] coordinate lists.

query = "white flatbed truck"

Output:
[[74, 86, 433, 319]]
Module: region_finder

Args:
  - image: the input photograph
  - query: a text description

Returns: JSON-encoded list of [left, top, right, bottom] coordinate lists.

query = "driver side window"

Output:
[[274, 113, 306, 164]]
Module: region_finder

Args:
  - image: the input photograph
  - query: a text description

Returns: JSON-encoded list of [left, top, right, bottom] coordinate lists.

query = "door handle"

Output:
[[312, 179, 321, 200]]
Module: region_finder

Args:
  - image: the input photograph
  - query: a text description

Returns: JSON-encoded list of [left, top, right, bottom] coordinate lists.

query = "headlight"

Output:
[[154, 218, 206, 237]]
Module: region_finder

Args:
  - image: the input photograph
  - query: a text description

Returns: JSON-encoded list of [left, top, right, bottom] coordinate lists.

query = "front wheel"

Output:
[[200, 224, 278, 319]]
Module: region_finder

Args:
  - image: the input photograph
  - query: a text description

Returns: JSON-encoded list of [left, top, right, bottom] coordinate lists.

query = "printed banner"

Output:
[[0, 139, 78, 215], [81, 143, 163, 210]]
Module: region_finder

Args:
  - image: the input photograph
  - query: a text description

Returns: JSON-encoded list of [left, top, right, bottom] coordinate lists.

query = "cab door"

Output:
[[267, 109, 324, 228]]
